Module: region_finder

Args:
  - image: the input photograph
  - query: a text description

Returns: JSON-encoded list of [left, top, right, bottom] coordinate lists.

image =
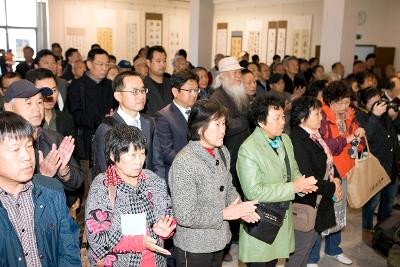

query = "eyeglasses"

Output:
[[92, 61, 110, 68], [120, 88, 149, 95], [179, 88, 200, 94]]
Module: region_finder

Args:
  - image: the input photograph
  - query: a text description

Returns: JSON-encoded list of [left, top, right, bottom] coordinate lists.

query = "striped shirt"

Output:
[[0, 182, 42, 267]]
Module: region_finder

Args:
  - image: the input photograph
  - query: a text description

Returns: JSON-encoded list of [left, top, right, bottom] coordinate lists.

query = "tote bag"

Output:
[[347, 136, 391, 209]]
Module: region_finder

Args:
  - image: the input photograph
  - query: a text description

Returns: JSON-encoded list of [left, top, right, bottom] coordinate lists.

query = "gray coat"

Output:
[[168, 141, 239, 253]]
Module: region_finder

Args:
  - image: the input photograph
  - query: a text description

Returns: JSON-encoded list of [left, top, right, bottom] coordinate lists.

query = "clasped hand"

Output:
[[293, 175, 318, 194], [222, 196, 260, 224]]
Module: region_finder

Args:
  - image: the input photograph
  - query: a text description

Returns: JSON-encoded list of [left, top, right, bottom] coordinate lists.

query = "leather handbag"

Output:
[[292, 162, 330, 232], [244, 143, 291, 244]]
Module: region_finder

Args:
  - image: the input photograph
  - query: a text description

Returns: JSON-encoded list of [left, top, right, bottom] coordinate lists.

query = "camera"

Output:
[[387, 101, 400, 111], [348, 138, 360, 159], [377, 99, 400, 112]]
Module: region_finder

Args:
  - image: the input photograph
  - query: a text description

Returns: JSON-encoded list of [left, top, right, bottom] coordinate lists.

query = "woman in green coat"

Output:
[[236, 95, 318, 266]]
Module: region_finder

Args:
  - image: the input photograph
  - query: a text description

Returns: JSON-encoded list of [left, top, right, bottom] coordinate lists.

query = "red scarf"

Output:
[[103, 165, 147, 187]]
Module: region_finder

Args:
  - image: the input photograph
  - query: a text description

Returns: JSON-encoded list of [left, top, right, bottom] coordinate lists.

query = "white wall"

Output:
[[212, 0, 323, 65], [48, 0, 190, 72], [48, 0, 400, 71], [354, 0, 400, 69]]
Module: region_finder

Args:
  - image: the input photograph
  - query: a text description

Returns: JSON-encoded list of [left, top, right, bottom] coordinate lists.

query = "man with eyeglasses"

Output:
[[67, 48, 117, 161], [92, 71, 156, 173], [143, 45, 173, 115], [33, 49, 69, 111], [152, 70, 199, 180]]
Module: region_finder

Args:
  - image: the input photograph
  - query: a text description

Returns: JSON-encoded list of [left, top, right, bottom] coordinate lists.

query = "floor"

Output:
[[223, 207, 395, 267]]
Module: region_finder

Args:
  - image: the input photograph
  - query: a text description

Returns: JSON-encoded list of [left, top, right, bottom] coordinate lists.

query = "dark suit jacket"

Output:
[[93, 111, 155, 172], [143, 76, 173, 115], [152, 102, 189, 179], [290, 126, 338, 232]]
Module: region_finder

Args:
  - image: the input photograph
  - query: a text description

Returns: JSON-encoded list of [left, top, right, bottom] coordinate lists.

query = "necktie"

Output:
[[185, 109, 191, 116]]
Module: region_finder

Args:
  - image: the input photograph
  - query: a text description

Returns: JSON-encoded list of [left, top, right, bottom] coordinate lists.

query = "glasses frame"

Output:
[[179, 88, 200, 94], [119, 88, 149, 95]]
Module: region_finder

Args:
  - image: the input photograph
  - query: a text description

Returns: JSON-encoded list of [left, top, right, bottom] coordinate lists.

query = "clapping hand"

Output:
[[58, 136, 75, 169], [152, 215, 176, 238], [39, 144, 61, 177]]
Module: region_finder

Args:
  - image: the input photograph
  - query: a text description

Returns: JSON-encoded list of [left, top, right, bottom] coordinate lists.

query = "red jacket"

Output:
[[320, 104, 363, 179]]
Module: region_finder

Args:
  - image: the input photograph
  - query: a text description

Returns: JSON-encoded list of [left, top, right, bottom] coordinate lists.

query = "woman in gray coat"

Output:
[[168, 99, 259, 267]]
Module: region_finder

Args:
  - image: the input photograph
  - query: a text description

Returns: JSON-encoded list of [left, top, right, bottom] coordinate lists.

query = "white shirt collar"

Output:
[[173, 100, 191, 121], [117, 107, 141, 129]]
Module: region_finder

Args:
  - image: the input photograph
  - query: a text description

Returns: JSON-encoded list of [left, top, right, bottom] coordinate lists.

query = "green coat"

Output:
[[236, 127, 302, 263]]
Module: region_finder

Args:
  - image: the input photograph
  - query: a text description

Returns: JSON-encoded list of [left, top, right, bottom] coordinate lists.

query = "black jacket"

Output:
[[283, 73, 306, 94], [67, 73, 117, 159], [290, 126, 337, 232], [143, 76, 172, 116], [355, 106, 400, 179], [210, 88, 251, 196], [54, 109, 76, 139]]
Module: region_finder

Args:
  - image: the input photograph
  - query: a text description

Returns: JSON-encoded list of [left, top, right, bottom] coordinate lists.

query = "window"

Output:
[[1, 0, 38, 62]]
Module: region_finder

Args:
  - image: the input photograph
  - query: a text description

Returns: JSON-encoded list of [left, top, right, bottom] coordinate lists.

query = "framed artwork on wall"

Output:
[[145, 13, 163, 46], [266, 20, 287, 64], [231, 31, 242, 59], [97, 28, 113, 53], [291, 16, 312, 59], [65, 27, 85, 55], [216, 22, 228, 55]]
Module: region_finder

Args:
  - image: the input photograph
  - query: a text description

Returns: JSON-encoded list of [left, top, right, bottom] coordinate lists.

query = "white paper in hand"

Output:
[[121, 213, 147, 235]]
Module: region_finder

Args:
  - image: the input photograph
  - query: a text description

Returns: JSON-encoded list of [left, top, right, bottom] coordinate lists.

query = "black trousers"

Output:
[[175, 246, 223, 267], [246, 259, 278, 267]]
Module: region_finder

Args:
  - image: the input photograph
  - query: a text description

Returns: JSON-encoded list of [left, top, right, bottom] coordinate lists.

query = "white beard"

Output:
[[220, 76, 249, 112]]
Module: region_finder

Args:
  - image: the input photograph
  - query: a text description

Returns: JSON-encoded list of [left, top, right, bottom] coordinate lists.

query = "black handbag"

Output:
[[244, 143, 291, 244]]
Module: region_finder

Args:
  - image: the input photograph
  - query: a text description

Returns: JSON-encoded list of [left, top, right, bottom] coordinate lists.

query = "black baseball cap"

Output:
[[4, 79, 53, 103]]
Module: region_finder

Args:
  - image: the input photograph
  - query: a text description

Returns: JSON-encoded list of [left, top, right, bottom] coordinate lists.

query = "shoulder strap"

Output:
[[108, 185, 116, 211], [218, 148, 227, 168], [282, 142, 291, 183]]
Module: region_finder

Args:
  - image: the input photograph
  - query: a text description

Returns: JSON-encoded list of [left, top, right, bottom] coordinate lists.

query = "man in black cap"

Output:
[[4, 79, 83, 201]]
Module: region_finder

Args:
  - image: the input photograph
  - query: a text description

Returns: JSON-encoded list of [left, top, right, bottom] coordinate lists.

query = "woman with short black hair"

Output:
[[169, 99, 259, 267], [237, 94, 318, 267], [86, 124, 175, 267], [286, 96, 342, 267]]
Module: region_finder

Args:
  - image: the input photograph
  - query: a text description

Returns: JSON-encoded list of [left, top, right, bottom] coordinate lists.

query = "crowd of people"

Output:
[[0, 41, 399, 267]]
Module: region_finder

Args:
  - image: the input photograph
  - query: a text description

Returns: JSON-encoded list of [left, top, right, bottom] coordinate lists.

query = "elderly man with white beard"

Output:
[[210, 56, 251, 262]]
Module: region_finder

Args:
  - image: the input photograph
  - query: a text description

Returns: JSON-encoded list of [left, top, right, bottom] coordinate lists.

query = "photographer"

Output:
[[356, 87, 400, 246]]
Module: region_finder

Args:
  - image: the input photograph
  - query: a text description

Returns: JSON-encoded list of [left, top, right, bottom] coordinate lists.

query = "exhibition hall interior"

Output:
[[0, 0, 399, 267]]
